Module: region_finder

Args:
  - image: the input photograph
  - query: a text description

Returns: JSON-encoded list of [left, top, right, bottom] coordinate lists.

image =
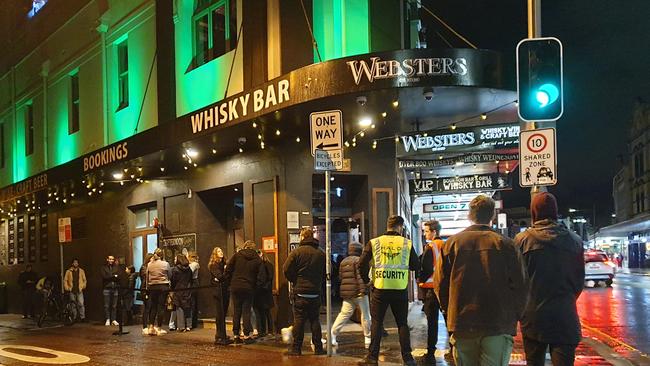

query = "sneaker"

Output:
[[281, 327, 293, 344], [105, 319, 110, 326], [215, 338, 233, 346], [185, 327, 191, 332], [233, 337, 243, 345], [364, 336, 371, 348], [111, 320, 119, 326], [330, 335, 338, 346], [22, 315, 27, 319], [154, 327, 167, 335], [142, 328, 150, 335], [284, 349, 301, 356], [147, 325, 156, 336]]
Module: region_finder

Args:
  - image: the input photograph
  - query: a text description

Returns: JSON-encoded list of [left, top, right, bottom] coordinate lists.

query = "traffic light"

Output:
[[517, 37, 564, 122]]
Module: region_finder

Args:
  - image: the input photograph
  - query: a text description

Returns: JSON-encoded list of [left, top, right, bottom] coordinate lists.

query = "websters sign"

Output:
[[347, 56, 468, 85], [398, 124, 520, 157]]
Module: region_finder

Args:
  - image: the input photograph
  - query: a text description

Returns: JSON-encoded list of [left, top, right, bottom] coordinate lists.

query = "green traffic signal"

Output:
[[517, 38, 564, 122]]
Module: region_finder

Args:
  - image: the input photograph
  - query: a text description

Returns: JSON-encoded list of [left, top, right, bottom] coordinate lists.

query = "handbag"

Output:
[[166, 291, 175, 311]]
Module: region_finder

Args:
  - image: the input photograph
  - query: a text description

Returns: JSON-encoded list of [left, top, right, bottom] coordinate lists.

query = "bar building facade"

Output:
[[0, 0, 519, 323]]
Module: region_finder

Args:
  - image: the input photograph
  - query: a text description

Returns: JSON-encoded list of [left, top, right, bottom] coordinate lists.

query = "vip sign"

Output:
[[519, 128, 557, 187]]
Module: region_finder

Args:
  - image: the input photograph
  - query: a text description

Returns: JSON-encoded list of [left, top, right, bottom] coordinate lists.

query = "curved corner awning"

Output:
[[0, 48, 516, 209], [598, 214, 650, 237]]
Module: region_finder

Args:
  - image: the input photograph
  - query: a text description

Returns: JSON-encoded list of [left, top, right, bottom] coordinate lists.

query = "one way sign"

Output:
[[310, 110, 343, 156]]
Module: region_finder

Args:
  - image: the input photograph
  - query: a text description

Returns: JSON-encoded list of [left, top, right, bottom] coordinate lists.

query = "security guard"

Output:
[[417, 220, 444, 365], [358, 215, 419, 366]]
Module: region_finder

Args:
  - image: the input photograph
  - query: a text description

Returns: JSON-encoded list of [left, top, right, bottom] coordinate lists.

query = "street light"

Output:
[[568, 208, 577, 213]]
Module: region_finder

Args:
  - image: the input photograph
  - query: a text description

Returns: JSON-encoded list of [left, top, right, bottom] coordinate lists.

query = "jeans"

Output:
[[451, 334, 514, 366], [231, 289, 253, 337], [523, 337, 577, 366], [423, 288, 440, 354], [367, 289, 413, 362], [292, 295, 323, 352], [102, 288, 118, 321], [69, 291, 85, 320], [332, 295, 371, 338], [22, 289, 36, 317], [147, 284, 169, 327]]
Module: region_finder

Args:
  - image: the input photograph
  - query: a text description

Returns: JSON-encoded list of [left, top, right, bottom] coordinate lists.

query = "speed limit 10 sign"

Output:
[[519, 128, 557, 187]]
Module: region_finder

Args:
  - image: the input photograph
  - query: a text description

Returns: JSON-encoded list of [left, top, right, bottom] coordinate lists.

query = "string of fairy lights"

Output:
[[0, 98, 519, 218]]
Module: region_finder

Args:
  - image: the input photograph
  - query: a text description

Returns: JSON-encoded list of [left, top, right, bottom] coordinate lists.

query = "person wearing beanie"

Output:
[[330, 242, 371, 348], [515, 192, 585, 366]]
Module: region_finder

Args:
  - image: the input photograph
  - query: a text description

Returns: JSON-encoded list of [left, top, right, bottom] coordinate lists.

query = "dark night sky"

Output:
[[421, 0, 650, 227]]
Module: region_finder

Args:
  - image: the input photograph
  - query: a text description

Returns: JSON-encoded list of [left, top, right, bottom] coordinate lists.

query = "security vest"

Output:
[[419, 238, 443, 289], [371, 235, 412, 290]]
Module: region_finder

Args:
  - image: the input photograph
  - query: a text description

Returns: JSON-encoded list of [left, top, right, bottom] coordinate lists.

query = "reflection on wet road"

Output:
[[578, 271, 650, 364]]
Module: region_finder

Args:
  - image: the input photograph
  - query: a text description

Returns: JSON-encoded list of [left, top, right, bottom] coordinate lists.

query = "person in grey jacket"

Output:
[[330, 242, 371, 348], [515, 192, 585, 366], [145, 248, 171, 336]]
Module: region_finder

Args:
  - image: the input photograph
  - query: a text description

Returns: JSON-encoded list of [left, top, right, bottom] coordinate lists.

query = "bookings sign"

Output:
[[398, 152, 519, 169], [410, 173, 512, 195], [398, 124, 520, 157]]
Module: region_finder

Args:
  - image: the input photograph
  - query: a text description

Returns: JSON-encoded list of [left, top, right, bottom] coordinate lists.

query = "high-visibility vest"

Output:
[[419, 238, 443, 289], [371, 235, 412, 290]]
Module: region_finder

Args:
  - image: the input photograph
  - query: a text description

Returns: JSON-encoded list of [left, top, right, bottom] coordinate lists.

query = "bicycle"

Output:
[[36, 288, 77, 327]]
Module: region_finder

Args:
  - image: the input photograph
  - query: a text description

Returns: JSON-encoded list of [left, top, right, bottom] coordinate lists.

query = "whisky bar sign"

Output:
[[0, 174, 48, 202], [410, 173, 512, 195]]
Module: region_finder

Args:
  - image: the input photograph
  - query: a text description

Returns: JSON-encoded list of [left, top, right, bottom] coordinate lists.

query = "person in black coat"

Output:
[[18, 265, 38, 319], [253, 250, 275, 337], [283, 227, 326, 356], [209, 246, 231, 345], [515, 192, 585, 366], [139, 253, 153, 332], [171, 254, 193, 332], [122, 265, 138, 325], [225, 240, 263, 343]]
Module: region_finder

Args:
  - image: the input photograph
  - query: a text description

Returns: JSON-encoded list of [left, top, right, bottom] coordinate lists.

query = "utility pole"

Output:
[[526, 0, 546, 197]]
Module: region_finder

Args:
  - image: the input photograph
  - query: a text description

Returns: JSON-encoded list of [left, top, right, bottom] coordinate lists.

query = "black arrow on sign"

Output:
[[316, 142, 339, 149]]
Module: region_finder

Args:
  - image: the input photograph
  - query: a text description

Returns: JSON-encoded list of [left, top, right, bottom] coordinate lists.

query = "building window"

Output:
[[26, 105, 34, 156], [634, 151, 645, 178], [117, 40, 129, 110], [0, 124, 4, 169], [134, 206, 158, 229], [192, 0, 237, 67], [69, 73, 80, 134]]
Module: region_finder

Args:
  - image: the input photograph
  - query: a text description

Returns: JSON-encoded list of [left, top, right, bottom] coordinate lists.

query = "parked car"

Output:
[[584, 250, 616, 287]]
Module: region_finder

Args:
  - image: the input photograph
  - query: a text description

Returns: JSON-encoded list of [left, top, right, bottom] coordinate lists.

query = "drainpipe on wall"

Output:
[[41, 60, 50, 170], [97, 23, 109, 146]]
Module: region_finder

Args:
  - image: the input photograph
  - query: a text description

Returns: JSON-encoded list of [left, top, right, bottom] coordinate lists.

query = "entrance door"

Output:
[[131, 229, 157, 298]]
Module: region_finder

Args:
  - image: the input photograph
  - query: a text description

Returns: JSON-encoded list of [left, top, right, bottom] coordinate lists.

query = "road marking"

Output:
[[582, 323, 650, 361], [0, 345, 90, 364]]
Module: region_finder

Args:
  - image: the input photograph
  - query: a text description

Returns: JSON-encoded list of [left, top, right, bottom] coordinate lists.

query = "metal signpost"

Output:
[[519, 128, 557, 187], [310, 110, 344, 356]]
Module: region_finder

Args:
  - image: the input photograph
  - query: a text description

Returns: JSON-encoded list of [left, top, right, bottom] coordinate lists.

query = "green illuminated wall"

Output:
[[313, 0, 370, 62], [175, 0, 244, 117]]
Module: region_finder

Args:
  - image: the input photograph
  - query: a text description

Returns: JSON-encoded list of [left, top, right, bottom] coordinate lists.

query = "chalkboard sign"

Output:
[[160, 233, 197, 262]]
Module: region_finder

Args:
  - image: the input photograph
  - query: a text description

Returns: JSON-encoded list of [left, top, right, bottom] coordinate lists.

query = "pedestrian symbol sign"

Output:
[[519, 128, 557, 187], [310, 110, 343, 156]]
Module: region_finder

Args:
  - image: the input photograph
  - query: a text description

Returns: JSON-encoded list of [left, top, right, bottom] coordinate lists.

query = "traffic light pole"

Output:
[[526, 0, 546, 196]]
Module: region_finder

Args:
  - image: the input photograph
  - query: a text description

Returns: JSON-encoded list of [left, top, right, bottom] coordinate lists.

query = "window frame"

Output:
[[26, 104, 34, 156], [191, 0, 237, 67], [117, 40, 129, 110], [69, 72, 80, 134]]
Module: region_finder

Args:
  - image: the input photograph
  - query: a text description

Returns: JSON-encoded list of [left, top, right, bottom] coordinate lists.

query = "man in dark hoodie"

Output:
[[435, 195, 527, 366], [515, 192, 584, 366], [225, 240, 263, 344], [283, 227, 326, 356]]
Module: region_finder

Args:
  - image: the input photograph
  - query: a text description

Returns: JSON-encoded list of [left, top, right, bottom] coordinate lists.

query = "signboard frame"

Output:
[[519, 128, 557, 187]]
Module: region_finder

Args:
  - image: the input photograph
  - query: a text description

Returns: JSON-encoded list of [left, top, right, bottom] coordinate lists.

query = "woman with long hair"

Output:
[[209, 246, 231, 345], [145, 248, 170, 336]]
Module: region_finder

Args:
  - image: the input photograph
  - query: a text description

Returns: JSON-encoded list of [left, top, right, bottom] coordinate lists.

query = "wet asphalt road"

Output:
[[578, 270, 650, 365], [0, 271, 650, 365]]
